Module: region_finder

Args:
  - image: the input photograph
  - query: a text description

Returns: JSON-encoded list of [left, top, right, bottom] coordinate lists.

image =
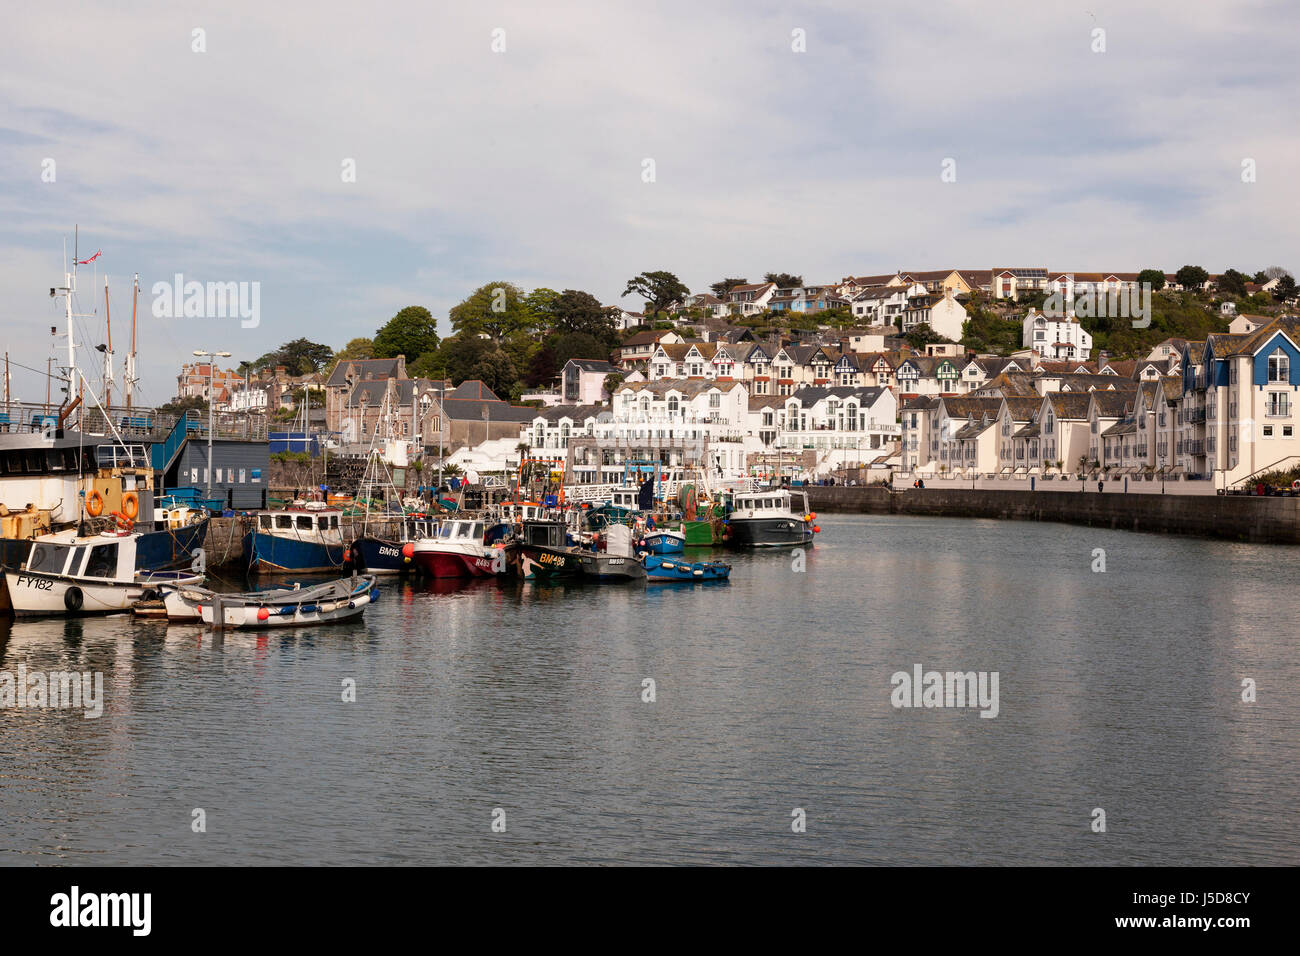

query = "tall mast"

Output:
[[102, 275, 115, 405], [125, 274, 139, 409]]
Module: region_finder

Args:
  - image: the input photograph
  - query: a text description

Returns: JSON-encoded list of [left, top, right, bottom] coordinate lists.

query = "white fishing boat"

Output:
[[160, 574, 378, 628], [0, 528, 204, 617]]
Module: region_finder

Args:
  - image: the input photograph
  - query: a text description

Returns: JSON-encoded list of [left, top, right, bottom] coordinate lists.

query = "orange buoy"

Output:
[[121, 492, 140, 520], [112, 511, 134, 531], [86, 490, 105, 517]]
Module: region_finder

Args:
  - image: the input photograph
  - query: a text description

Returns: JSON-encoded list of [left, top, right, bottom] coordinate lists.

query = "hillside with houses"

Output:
[[171, 265, 1299, 491]]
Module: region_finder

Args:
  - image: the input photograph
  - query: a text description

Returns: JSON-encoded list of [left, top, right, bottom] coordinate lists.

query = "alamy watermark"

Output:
[[1043, 282, 1152, 328], [890, 664, 999, 718], [0, 666, 104, 718], [151, 273, 260, 328]]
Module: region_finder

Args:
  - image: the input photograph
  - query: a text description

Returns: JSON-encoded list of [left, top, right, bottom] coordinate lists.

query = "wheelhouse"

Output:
[[25, 538, 130, 581]]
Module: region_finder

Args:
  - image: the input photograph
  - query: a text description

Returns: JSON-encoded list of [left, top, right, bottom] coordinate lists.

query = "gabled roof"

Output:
[[327, 357, 404, 388], [450, 380, 502, 401], [564, 358, 619, 374], [1044, 392, 1092, 419]]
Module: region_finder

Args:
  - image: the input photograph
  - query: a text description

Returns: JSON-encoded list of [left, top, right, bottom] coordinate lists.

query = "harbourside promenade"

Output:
[[804, 484, 1300, 544]]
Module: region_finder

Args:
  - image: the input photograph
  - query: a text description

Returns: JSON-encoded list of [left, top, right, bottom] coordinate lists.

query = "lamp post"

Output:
[[194, 349, 231, 498]]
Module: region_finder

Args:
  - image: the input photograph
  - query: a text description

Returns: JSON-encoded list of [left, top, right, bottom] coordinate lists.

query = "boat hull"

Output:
[[507, 543, 583, 581], [641, 555, 731, 582], [637, 531, 685, 555], [163, 576, 377, 628], [578, 552, 647, 582], [243, 531, 346, 574], [3, 568, 144, 617], [725, 517, 814, 548], [348, 536, 413, 575], [413, 546, 502, 579]]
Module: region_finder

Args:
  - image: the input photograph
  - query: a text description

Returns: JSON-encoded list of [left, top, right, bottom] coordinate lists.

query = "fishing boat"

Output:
[[412, 517, 506, 578], [243, 505, 347, 574], [641, 553, 731, 582], [637, 527, 686, 555], [724, 488, 818, 548], [160, 574, 378, 628], [348, 514, 438, 575], [505, 518, 583, 581], [0, 528, 204, 617], [578, 524, 646, 582]]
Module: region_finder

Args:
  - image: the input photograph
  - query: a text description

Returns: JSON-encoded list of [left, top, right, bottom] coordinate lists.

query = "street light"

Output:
[[194, 349, 232, 498]]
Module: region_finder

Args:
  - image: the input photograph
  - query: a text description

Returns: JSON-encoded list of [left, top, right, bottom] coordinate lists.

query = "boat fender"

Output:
[[693, 569, 703, 576], [299, 604, 318, 614], [813, 525, 821, 533], [662, 562, 675, 569], [370, 588, 380, 601], [278, 606, 295, 616], [348, 601, 356, 609], [401, 542, 415, 558], [257, 607, 270, 621], [140, 588, 159, 602], [64, 586, 84, 612]]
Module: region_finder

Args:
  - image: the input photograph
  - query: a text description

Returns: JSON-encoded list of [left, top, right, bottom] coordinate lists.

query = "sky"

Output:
[[1, 0, 1297, 405]]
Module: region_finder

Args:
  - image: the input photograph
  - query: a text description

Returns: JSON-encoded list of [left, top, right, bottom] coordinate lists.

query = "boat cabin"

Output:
[[25, 534, 135, 582], [520, 520, 569, 549], [254, 509, 345, 543], [731, 489, 809, 517], [436, 518, 486, 542]]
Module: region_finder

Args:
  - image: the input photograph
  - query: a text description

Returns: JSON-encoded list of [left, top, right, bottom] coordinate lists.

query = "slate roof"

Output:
[[327, 357, 403, 388]]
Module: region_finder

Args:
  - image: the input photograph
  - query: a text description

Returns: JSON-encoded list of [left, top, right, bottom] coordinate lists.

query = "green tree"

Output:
[[1218, 269, 1250, 297], [523, 287, 561, 333], [1137, 269, 1166, 292], [468, 348, 518, 397], [710, 277, 748, 296], [373, 306, 439, 361], [903, 323, 949, 350], [553, 289, 617, 344], [602, 371, 625, 399], [252, 338, 334, 375], [622, 271, 689, 319], [764, 272, 803, 288], [449, 282, 531, 341], [523, 344, 559, 388], [1274, 275, 1297, 301], [335, 337, 374, 362], [434, 335, 491, 385], [1176, 265, 1209, 290], [553, 332, 607, 368]]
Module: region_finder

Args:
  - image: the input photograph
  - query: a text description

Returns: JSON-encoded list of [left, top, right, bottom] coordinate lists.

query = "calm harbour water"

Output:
[[1, 514, 1297, 865]]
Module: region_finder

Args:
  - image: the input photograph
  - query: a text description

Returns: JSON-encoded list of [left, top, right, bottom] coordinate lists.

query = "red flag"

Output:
[[77, 249, 102, 265]]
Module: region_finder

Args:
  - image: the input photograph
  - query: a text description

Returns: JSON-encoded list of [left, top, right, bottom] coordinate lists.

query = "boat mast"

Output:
[[125, 273, 138, 410], [102, 275, 115, 406]]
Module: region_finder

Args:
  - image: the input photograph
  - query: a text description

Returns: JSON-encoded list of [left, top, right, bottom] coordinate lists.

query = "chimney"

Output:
[[396, 354, 407, 378]]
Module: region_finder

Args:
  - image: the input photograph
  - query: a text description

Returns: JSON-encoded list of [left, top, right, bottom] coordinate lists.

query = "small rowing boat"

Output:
[[160, 574, 378, 627]]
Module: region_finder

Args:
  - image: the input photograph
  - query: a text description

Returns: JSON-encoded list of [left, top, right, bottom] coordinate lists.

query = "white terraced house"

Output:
[[1023, 309, 1093, 360], [900, 287, 967, 342], [775, 386, 899, 471], [849, 284, 914, 323]]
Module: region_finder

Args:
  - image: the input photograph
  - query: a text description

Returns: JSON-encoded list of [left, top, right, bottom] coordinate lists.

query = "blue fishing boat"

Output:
[[641, 554, 731, 582], [243, 507, 347, 574], [637, 529, 686, 554], [347, 515, 437, 575]]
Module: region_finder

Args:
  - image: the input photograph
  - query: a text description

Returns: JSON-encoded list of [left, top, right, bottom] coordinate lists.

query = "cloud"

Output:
[[0, 0, 1296, 402]]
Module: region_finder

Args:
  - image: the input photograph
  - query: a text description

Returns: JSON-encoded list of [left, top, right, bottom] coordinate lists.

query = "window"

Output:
[[1269, 347, 1290, 383], [84, 543, 118, 579], [1268, 392, 1289, 417], [709, 393, 721, 408], [297, 515, 313, 530], [1263, 425, 1274, 437], [1286, 426, 1294, 437]]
